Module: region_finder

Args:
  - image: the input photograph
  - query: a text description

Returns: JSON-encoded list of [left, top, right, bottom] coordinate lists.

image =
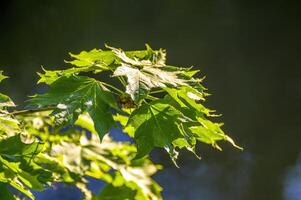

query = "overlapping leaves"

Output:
[[29, 76, 118, 139], [0, 74, 51, 199], [27, 113, 162, 200], [0, 72, 162, 199], [38, 49, 117, 85], [0, 106, 162, 199], [0, 73, 18, 136], [0, 44, 242, 199], [126, 90, 241, 164], [32, 45, 241, 163]]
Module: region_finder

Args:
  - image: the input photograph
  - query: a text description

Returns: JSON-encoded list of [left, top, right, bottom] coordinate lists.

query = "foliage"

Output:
[[0, 45, 241, 199]]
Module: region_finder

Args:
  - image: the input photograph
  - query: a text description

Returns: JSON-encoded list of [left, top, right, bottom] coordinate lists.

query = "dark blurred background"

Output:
[[0, 0, 300, 199]]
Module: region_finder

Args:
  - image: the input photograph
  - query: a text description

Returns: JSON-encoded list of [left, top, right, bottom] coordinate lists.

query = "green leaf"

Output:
[[38, 46, 167, 85], [37, 66, 97, 85], [42, 128, 162, 199], [34, 153, 76, 183], [0, 135, 51, 192], [108, 45, 166, 68], [189, 117, 242, 150], [125, 44, 166, 65], [113, 113, 135, 137], [9, 181, 34, 200], [163, 87, 242, 150], [0, 93, 15, 108], [38, 49, 116, 85], [0, 184, 16, 200], [127, 89, 241, 162], [108, 45, 193, 103], [163, 86, 213, 119], [0, 71, 8, 83], [127, 100, 184, 160], [67, 49, 116, 69], [29, 75, 118, 139], [37, 49, 119, 84], [50, 141, 83, 174], [0, 135, 43, 160], [113, 64, 188, 103], [97, 184, 137, 200], [0, 157, 35, 199], [0, 115, 20, 136], [0, 88, 18, 136]]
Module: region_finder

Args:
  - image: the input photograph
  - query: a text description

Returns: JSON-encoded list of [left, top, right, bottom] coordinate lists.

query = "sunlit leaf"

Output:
[[29, 75, 118, 139], [67, 49, 116, 69], [0, 71, 8, 83], [127, 100, 185, 161], [0, 93, 15, 108], [97, 184, 137, 200], [113, 64, 188, 103], [0, 135, 43, 159], [0, 115, 20, 136], [189, 117, 242, 150]]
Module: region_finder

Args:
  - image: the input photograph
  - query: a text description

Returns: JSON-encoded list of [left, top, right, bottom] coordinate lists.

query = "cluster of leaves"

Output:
[[0, 45, 241, 199], [0, 72, 161, 200]]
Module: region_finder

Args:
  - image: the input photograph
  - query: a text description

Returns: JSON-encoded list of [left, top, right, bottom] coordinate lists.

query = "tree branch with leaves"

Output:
[[0, 45, 242, 200]]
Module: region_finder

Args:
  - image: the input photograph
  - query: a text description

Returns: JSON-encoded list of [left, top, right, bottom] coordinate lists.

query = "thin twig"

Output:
[[149, 89, 165, 94], [117, 76, 127, 87], [146, 95, 158, 101], [9, 107, 55, 116], [99, 81, 124, 94]]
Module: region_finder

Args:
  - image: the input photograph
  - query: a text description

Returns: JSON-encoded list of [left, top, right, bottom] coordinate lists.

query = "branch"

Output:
[[9, 107, 56, 116]]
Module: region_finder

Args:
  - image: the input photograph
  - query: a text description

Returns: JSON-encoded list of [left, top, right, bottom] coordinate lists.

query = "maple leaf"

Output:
[[113, 63, 188, 103], [28, 75, 118, 139], [127, 88, 242, 164], [107, 44, 166, 67], [189, 117, 242, 150], [127, 100, 188, 164]]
